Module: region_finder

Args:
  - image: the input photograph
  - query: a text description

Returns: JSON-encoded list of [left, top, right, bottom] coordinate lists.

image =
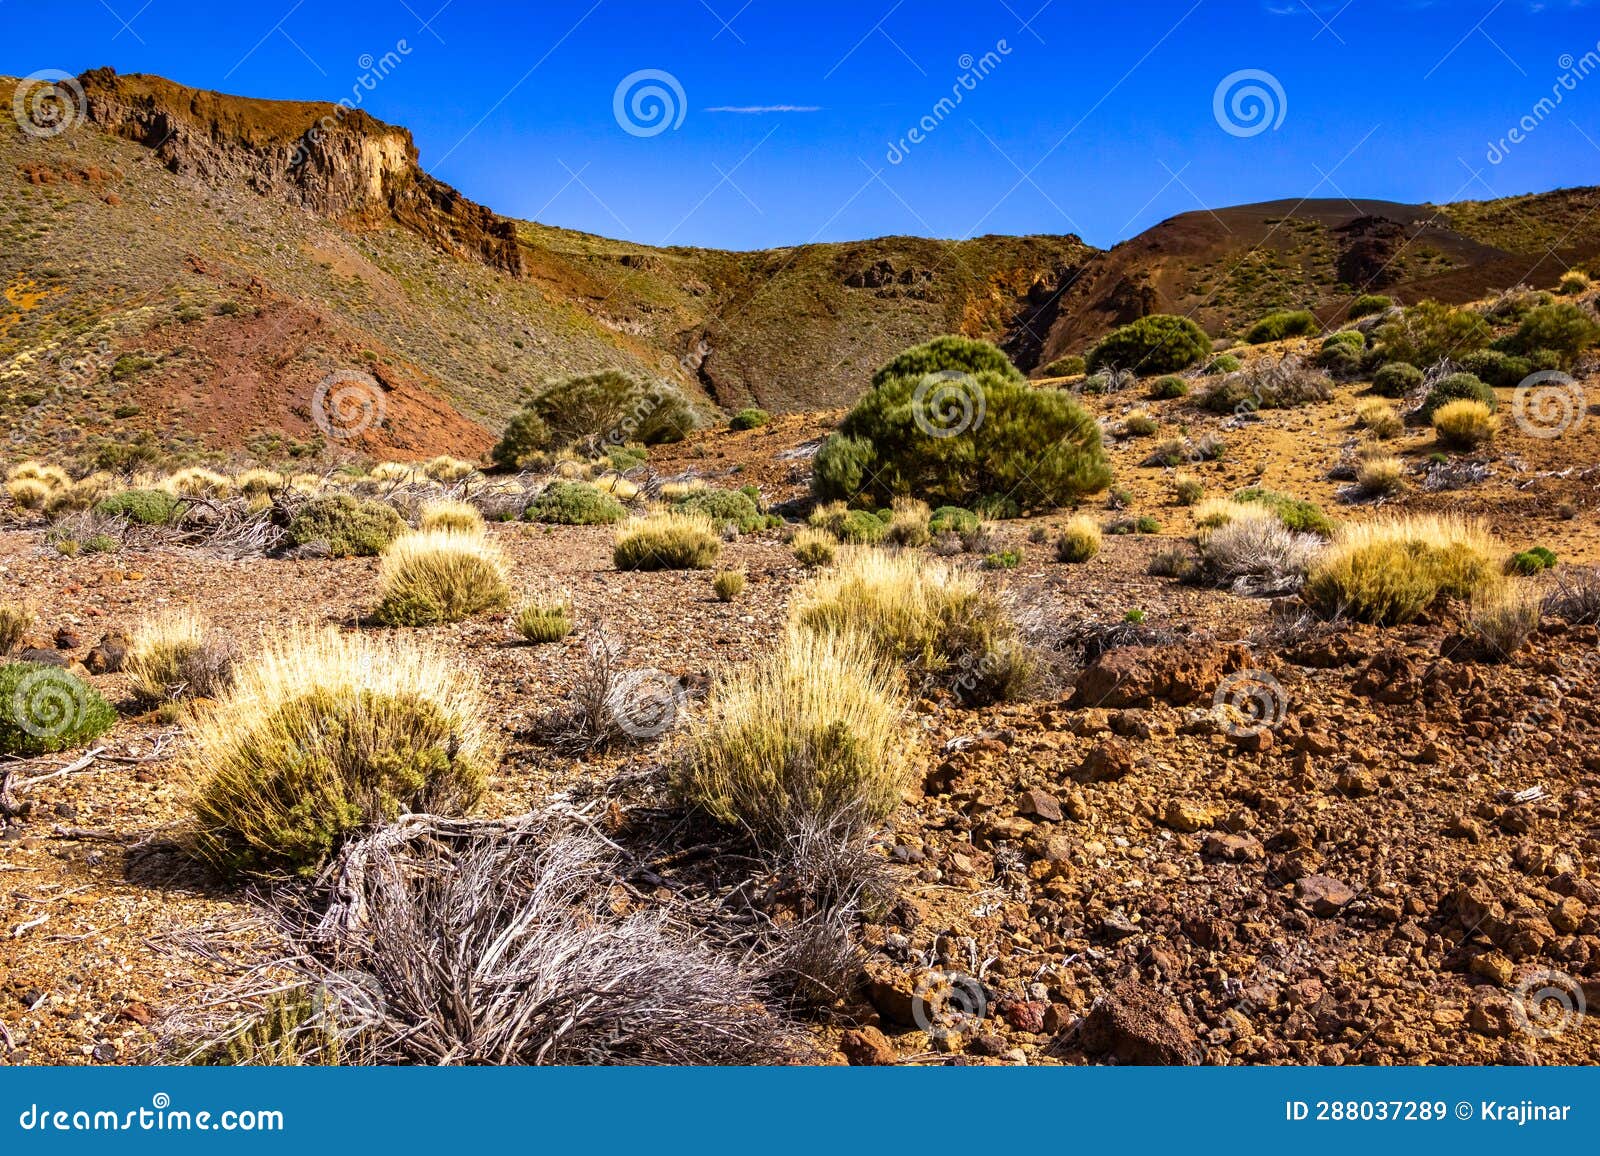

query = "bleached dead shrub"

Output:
[[1197, 514, 1319, 594], [541, 629, 686, 752]]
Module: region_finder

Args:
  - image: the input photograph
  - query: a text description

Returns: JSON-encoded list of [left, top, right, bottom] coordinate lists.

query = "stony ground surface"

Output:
[[2, 381, 1599, 1066]]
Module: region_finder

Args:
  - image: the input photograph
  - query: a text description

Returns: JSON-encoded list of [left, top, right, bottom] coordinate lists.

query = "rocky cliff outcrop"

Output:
[[77, 67, 523, 276]]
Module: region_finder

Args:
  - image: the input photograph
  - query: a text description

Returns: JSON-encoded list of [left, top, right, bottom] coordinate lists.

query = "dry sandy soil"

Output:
[[3, 372, 1600, 1067]]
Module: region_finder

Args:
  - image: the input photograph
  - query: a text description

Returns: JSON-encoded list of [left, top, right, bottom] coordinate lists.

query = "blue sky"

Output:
[[7, 0, 1600, 249]]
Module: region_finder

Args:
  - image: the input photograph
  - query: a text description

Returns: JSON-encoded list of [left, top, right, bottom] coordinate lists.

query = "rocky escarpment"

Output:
[[77, 67, 522, 276]]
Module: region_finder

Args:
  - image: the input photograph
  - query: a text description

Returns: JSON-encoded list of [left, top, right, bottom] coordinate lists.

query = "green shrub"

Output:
[[729, 407, 771, 430], [614, 512, 721, 571], [929, 506, 979, 536], [1150, 375, 1188, 399], [1055, 516, 1101, 563], [810, 502, 887, 544], [1232, 487, 1334, 535], [1419, 373, 1495, 422], [1507, 547, 1557, 575], [1245, 310, 1318, 344], [791, 528, 836, 567], [1108, 515, 1160, 535], [673, 488, 767, 533], [1204, 354, 1241, 374], [1316, 343, 1362, 377], [514, 590, 574, 643], [1348, 294, 1393, 319], [1371, 361, 1423, 398], [111, 353, 155, 380], [1322, 330, 1366, 351], [812, 370, 1110, 511], [495, 370, 697, 464], [0, 663, 117, 756], [1087, 315, 1211, 375], [1459, 349, 1533, 390], [983, 549, 1021, 570], [286, 495, 405, 557], [712, 569, 747, 601], [608, 445, 648, 471], [1498, 302, 1600, 365], [870, 335, 1024, 388], [1373, 300, 1491, 366], [524, 481, 626, 525], [96, 488, 180, 526], [371, 531, 511, 627], [1038, 354, 1086, 378]]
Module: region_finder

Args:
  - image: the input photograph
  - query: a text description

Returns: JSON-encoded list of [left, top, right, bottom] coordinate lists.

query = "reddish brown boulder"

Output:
[[1071, 643, 1249, 709], [1079, 979, 1200, 1065]]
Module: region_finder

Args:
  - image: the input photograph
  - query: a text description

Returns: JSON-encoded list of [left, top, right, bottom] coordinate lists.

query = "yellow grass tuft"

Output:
[[1355, 399, 1402, 440], [1192, 498, 1273, 531], [0, 602, 34, 655], [373, 530, 510, 626], [418, 498, 485, 535], [162, 466, 233, 498], [681, 629, 912, 846], [613, 511, 721, 571], [592, 474, 641, 501], [1054, 514, 1102, 562], [125, 610, 208, 703], [1305, 514, 1502, 624], [6, 477, 50, 509], [791, 527, 837, 567], [513, 583, 573, 643], [7, 461, 70, 490], [1355, 455, 1408, 496], [1432, 399, 1499, 449], [712, 568, 747, 602], [423, 455, 478, 482], [234, 468, 284, 495], [183, 627, 495, 876]]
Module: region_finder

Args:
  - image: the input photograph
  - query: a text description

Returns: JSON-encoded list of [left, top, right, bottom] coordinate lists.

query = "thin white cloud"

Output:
[[704, 105, 822, 113]]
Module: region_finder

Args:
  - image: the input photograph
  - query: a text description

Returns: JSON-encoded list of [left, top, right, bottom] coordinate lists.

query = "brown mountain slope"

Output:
[[1036, 193, 1600, 361], [2, 68, 1598, 469]]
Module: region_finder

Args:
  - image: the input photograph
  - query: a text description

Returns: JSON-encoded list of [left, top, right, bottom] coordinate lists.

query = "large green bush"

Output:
[[286, 495, 405, 557], [870, 335, 1024, 388], [0, 663, 117, 756], [812, 369, 1110, 511], [1497, 302, 1600, 364], [1371, 362, 1423, 398], [1348, 294, 1393, 319], [1086, 315, 1211, 375], [1459, 349, 1534, 390], [1372, 300, 1491, 366], [672, 487, 769, 533], [1245, 310, 1318, 344], [493, 370, 697, 465], [524, 481, 626, 525], [96, 489, 180, 526]]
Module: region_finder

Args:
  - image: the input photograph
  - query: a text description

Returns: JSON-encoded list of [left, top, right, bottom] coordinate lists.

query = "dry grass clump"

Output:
[[591, 473, 641, 501], [234, 468, 284, 496], [1543, 568, 1600, 624], [418, 498, 485, 535], [1470, 584, 1541, 660], [1355, 455, 1408, 496], [1196, 516, 1319, 594], [1433, 399, 1499, 449], [0, 603, 34, 655], [43, 471, 117, 515], [1355, 399, 1403, 440], [125, 611, 236, 703], [423, 455, 478, 482], [1054, 515, 1102, 562], [1304, 515, 1502, 624], [613, 511, 721, 571], [514, 585, 574, 644], [162, 466, 233, 498], [1170, 472, 1204, 505], [184, 627, 495, 877], [367, 461, 423, 484], [373, 530, 511, 626], [683, 630, 911, 846], [1192, 497, 1273, 530], [790, 549, 1032, 702], [883, 497, 931, 547], [5, 462, 69, 510], [712, 569, 747, 602], [791, 527, 837, 567]]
